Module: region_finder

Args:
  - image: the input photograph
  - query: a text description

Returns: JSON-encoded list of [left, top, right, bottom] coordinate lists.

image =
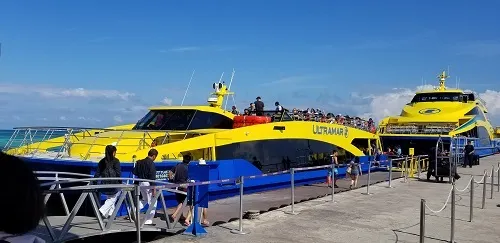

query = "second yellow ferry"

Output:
[[377, 70, 500, 156]]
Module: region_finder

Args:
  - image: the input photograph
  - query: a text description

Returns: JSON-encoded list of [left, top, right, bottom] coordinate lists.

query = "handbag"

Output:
[[346, 166, 352, 174]]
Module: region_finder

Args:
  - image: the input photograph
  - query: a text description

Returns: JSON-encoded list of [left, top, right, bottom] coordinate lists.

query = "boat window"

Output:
[[410, 92, 461, 103], [188, 111, 234, 129], [215, 139, 355, 173], [467, 93, 476, 101], [477, 126, 491, 146], [465, 107, 487, 121], [133, 109, 233, 130]]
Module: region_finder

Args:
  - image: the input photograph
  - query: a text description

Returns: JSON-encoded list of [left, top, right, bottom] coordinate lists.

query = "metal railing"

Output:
[[2, 126, 206, 161], [419, 163, 500, 243], [38, 157, 401, 242]]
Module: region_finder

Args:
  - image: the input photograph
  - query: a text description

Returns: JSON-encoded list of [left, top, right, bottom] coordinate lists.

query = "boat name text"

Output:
[[312, 125, 349, 138]]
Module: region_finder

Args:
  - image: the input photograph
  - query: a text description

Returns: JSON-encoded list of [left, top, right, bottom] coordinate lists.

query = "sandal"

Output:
[[201, 220, 210, 227], [183, 221, 191, 227]]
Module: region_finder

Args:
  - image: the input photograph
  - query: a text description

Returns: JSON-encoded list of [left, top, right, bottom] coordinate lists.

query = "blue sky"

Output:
[[1, 0, 500, 128]]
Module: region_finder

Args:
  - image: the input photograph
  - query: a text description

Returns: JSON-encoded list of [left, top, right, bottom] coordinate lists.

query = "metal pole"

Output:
[[482, 171, 486, 209], [331, 164, 335, 202], [420, 199, 425, 243], [469, 176, 474, 222], [231, 176, 248, 234], [365, 160, 372, 195], [286, 168, 298, 215], [417, 156, 421, 178], [135, 185, 141, 243], [450, 183, 455, 243], [497, 163, 500, 193], [491, 166, 494, 199], [388, 159, 393, 188]]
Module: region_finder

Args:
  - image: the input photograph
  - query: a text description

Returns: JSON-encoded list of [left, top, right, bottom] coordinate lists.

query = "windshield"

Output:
[[410, 92, 461, 103], [133, 109, 233, 130]]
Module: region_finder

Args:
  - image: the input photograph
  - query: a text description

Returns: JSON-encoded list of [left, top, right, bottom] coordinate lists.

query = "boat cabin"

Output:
[[132, 108, 234, 130]]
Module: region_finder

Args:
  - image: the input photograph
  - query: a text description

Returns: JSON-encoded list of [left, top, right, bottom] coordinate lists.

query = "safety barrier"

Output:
[[37, 158, 399, 242], [387, 155, 429, 182], [418, 163, 500, 243]]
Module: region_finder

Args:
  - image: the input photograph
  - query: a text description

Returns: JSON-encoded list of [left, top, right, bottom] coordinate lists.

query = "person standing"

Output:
[[463, 141, 475, 168], [254, 96, 264, 116], [133, 149, 158, 225], [95, 145, 122, 218], [347, 157, 362, 190], [327, 150, 339, 188]]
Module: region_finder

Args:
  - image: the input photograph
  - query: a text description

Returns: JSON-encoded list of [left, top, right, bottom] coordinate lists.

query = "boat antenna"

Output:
[[218, 72, 225, 83], [224, 69, 236, 110], [181, 69, 196, 106], [438, 70, 449, 91]]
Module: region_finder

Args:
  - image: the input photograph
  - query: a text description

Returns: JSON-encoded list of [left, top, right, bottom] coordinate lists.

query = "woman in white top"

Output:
[[0, 152, 45, 243]]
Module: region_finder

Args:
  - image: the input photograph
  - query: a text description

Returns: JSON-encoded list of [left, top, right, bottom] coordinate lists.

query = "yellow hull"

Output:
[[7, 122, 380, 163]]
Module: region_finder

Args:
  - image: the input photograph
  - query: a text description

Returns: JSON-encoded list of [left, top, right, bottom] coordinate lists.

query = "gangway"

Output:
[[33, 172, 190, 242]]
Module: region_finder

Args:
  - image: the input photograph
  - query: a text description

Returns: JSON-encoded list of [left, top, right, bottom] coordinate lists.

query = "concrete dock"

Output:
[[154, 154, 500, 243]]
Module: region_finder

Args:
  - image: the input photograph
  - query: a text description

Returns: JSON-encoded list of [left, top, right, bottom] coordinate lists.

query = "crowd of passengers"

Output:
[[230, 96, 377, 133]]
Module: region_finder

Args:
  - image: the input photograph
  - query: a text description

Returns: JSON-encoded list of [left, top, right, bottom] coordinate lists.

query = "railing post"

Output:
[[183, 185, 208, 236], [482, 171, 486, 209], [364, 160, 372, 195], [491, 166, 494, 199], [450, 183, 456, 243], [497, 163, 500, 193], [231, 176, 248, 235], [135, 185, 141, 243], [420, 199, 425, 243], [286, 168, 298, 215], [388, 159, 393, 188], [331, 164, 335, 202], [469, 176, 474, 222]]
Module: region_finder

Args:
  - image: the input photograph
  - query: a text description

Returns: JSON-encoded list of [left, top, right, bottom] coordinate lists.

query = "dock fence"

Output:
[[419, 164, 500, 243], [37, 155, 428, 242]]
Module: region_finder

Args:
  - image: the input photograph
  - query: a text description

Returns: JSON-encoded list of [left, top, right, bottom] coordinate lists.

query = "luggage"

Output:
[[473, 155, 480, 165]]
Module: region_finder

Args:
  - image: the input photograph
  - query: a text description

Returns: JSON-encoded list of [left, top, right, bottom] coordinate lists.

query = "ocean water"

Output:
[[0, 129, 13, 149], [0, 129, 68, 150]]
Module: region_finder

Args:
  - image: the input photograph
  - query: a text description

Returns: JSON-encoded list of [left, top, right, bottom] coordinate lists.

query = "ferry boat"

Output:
[[2, 80, 388, 206], [377, 71, 500, 156]]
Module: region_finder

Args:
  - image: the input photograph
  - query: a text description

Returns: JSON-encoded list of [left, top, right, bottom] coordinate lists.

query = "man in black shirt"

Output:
[[254, 96, 264, 116], [463, 141, 475, 168], [133, 148, 158, 225]]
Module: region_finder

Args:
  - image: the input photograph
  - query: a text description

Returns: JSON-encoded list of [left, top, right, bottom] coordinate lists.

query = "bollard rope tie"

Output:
[[474, 173, 487, 184], [456, 177, 473, 192], [425, 186, 454, 214]]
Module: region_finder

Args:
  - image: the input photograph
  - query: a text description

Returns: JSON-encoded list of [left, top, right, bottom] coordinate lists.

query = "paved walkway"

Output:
[[155, 155, 500, 243]]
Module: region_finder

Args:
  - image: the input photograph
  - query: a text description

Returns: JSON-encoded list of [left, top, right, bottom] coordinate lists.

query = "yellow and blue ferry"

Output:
[[377, 71, 500, 156], [3, 81, 388, 206]]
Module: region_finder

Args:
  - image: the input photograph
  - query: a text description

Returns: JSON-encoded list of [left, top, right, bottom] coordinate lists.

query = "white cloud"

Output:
[[162, 97, 173, 106], [59, 116, 67, 121], [0, 84, 135, 101], [478, 90, 500, 118], [113, 115, 123, 123]]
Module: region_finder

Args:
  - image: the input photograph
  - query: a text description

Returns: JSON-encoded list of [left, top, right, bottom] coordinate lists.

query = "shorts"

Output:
[[327, 168, 339, 176], [175, 187, 187, 204]]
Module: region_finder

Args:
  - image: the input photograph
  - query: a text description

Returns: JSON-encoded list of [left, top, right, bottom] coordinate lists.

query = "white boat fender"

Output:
[[199, 158, 206, 165]]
